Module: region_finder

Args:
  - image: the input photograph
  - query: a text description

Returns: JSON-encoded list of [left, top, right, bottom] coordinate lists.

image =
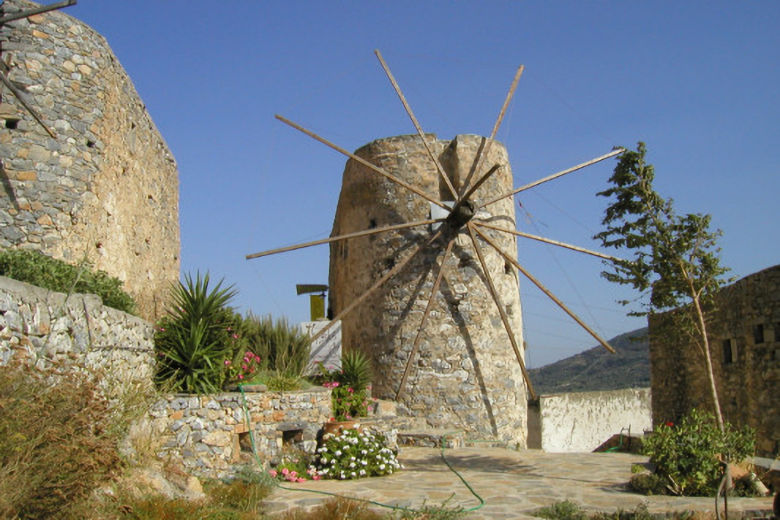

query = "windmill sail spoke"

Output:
[[459, 65, 524, 199], [473, 221, 623, 262], [479, 148, 624, 210], [456, 164, 501, 212], [466, 223, 537, 400], [374, 50, 458, 201], [396, 237, 456, 401], [472, 225, 616, 354], [306, 228, 445, 346], [246, 218, 443, 260], [275, 115, 450, 210]]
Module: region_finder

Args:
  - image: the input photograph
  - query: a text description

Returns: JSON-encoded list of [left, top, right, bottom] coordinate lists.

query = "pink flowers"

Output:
[[322, 381, 340, 389]]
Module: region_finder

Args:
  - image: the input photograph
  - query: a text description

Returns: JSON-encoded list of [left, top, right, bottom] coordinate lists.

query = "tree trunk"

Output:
[[691, 292, 724, 431]]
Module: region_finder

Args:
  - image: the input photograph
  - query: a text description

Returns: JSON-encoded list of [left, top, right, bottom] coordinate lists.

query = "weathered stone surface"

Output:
[[0, 275, 155, 396], [649, 265, 780, 457], [0, 0, 179, 320], [329, 134, 527, 447]]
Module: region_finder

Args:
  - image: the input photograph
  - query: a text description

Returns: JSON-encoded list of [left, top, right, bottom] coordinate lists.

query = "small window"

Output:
[[753, 324, 764, 344], [722, 339, 733, 365], [238, 431, 253, 453], [4, 117, 20, 129], [774, 323, 780, 342], [282, 429, 303, 446]]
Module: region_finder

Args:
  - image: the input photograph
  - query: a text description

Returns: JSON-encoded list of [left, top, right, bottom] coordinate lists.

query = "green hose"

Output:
[[238, 384, 485, 514]]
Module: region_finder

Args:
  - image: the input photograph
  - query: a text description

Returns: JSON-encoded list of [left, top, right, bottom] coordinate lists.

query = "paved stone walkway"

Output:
[[262, 448, 774, 518]]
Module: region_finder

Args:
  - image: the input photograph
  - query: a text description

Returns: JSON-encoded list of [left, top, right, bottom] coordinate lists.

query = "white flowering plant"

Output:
[[312, 426, 401, 480]]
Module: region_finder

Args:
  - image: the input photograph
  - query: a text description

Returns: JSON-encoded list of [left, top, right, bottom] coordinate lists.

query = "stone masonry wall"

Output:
[[0, 274, 155, 395], [649, 265, 780, 457], [329, 134, 527, 446], [0, 0, 179, 320], [528, 387, 652, 453], [148, 389, 332, 480]]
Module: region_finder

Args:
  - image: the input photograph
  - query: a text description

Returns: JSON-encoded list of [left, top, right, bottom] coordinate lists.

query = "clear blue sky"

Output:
[[67, 1, 778, 368]]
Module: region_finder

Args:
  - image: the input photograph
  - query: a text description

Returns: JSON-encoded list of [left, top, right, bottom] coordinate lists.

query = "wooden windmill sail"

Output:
[[247, 50, 623, 412]]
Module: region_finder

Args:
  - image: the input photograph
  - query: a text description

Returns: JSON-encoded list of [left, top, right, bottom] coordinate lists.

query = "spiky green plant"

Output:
[[241, 313, 310, 377], [154, 272, 242, 393], [340, 349, 373, 393]]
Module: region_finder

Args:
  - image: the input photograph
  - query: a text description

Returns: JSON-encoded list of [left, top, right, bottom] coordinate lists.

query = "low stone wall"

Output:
[[528, 388, 651, 452], [149, 389, 332, 480], [0, 275, 154, 395]]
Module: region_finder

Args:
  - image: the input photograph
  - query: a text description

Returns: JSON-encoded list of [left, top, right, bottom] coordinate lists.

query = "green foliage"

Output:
[[313, 427, 401, 480], [0, 248, 136, 314], [594, 143, 729, 315], [0, 361, 123, 519], [271, 447, 316, 482], [154, 272, 245, 393], [340, 349, 373, 393], [319, 350, 374, 420], [240, 313, 311, 377], [642, 409, 755, 496], [397, 498, 468, 519], [206, 465, 273, 513], [535, 500, 588, 520], [264, 372, 305, 391]]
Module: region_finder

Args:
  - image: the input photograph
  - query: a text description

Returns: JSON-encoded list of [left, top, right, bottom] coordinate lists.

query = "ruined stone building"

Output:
[[0, 0, 179, 320], [649, 265, 780, 457]]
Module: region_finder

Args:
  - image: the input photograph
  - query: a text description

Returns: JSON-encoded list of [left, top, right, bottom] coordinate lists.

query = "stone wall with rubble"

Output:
[[329, 134, 527, 447], [0, 0, 179, 321], [0, 274, 155, 396], [527, 387, 652, 452], [148, 389, 332, 480], [649, 265, 780, 457]]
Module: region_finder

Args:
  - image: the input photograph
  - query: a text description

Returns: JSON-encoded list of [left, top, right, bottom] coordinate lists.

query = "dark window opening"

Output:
[[774, 323, 780, 342], [86, 139, 96, 148], [4, 118, 20, 129], [282, 429, 303, 446], [369, 218, 377, 229], [384, 257, 395, 270], [238, 431, 253, 453], [753, 324, 764, 344], [722, 339, 733, 365], [504, 261, 512, 275]]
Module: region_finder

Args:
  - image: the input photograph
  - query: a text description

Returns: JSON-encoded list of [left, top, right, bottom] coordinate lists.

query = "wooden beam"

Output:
[[396, 237, 455, 401], [466, 223, 537, 401], [471, 224, 616, 354], [246, 218, 442, 260], [305, 228, 445, 346], [479, 148, 624, 209], [473, 221, 624, 262], [459, 65, 523, 199], [374, 49, 458, 201], [0, 0, 76, 25], [275, 114, 450, 211], [0, 70, 56, 138]]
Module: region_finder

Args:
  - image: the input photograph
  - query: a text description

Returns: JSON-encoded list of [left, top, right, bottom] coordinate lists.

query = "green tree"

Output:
[[594, 142, 730, 429]]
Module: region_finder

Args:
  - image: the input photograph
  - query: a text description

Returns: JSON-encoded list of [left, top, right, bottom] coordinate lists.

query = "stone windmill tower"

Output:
[[248, 51, 621, 446]]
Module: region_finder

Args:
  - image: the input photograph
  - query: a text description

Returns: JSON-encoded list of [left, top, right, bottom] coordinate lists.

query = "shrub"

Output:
[[0, 248, 136, 314], [0, 361, 123, 519], [313, 426, 400, 480], [642, 409, 755, 496], [275, 497, 386, 520], [154, 272, 246, 393], [240, 313, 310, 377], [319, 350, 374, 421]]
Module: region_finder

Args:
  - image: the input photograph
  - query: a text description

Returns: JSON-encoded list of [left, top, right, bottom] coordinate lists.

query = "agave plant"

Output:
[[154, 272, 241, 393], [340, 349, 373, 393], [241, 313, 310, 377]]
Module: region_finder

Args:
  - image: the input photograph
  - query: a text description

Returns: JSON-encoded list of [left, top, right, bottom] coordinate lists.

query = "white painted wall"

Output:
[[537, 388, 651, 453]]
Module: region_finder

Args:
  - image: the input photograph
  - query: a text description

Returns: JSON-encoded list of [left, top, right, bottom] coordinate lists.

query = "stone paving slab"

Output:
[[262, 448, 775, 518]]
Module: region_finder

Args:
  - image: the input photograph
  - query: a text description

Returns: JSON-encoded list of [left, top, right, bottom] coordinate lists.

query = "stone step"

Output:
[[397, 429, 465, 449]]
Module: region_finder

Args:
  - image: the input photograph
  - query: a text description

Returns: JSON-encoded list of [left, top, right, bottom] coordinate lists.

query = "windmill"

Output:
[[247, 51, 622, 443]]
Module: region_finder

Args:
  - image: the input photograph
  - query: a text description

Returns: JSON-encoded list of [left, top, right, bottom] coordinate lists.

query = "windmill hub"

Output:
[[446, 200, 475, 229]]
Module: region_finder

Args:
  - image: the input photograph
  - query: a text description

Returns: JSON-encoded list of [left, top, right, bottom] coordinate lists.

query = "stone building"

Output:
[[0, 0, 179, 320], [649, 265, 779, 457], [329, 134, 528, 447]]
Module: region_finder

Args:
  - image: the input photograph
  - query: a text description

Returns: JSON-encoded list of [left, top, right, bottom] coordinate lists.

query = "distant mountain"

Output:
[[528, 327, 649, 395]]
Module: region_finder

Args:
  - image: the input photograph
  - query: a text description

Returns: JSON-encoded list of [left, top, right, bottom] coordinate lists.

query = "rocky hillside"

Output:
[[529, 327, 649, 395]]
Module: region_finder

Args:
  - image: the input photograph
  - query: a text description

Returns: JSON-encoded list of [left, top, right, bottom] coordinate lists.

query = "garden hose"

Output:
[[238, 384, 486, 514]]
